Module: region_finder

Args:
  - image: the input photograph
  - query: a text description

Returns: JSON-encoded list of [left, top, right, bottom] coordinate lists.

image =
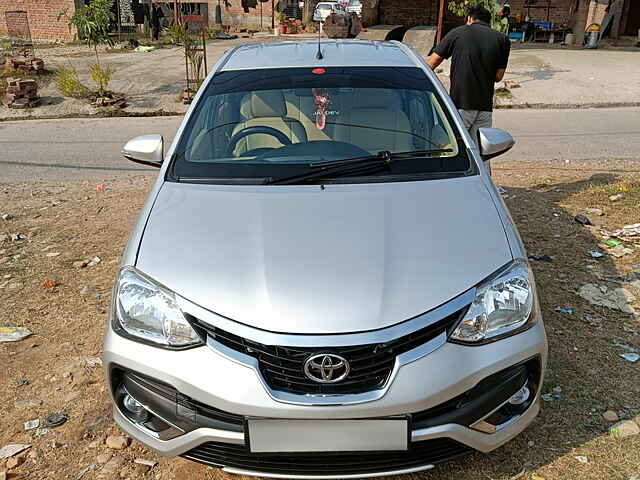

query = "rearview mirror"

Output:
[[121, 134, 164, 167], [478, 128, 514, 160]]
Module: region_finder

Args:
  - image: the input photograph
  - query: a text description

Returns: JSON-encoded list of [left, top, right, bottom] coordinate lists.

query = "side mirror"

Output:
[[478, 128, 515, 160], [121, 134, 164, 168]]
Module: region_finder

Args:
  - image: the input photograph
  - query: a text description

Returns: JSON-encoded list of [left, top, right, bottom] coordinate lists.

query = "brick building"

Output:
[[2, 0, 636, 41], [0, 0, 80, 41]]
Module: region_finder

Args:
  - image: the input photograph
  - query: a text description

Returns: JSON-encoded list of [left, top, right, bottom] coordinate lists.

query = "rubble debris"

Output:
[[0, 326, 33, 342], [555, 308, 573, 315], [99, 455, 126, 476], [34, 428, 49, 437], [4, 78, 40, 109], [587, 250, 605, 258], [609, 193, 625, 202], [619, 353, 640, 363], [87, 256, 101, 267], [574, 214, 592, 226], [4, 56, 45, 74], [585, 208, 604, 216], [578, 284, 637, 314], [75, 464, 98, 479], [604, 244, 634, 258], [24, 419, 39, 431], [44, 413, 68, 428], [6, 456, 25, 469], [92, 94, 127, 109], [96, 453, 112, 464], [42, 280, 58, 289], [1, 214, 13, 221], [603, 410, 619, 422], [14, 398, 41, 409], [0, 444, 31, 459], [105, 435, 130, 450], [574, 456, 589, 464], [134, 458, 157, 468], [81, 356, 103, 368], [610, 420, 640, 439]]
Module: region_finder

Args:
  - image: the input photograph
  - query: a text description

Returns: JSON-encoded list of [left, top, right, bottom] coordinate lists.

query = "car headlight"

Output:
[[450, 260, 536, 344], [112, 267, 202, 349]]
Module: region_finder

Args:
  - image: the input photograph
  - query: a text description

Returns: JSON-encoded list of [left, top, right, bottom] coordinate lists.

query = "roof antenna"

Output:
[[316, 17, 324, 60]]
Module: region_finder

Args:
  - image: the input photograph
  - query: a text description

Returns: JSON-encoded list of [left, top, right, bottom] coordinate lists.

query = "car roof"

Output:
[[220, 40, 419, 71]]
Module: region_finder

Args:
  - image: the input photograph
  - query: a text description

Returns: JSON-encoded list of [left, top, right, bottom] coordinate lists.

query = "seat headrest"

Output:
[[240, 90, 287, 118], [353, 89, 401, 109]]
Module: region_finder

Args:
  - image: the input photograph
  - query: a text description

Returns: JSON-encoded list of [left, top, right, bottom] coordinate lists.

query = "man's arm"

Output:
[[495, 36, 511, 82], [427, 52, 444, 70]]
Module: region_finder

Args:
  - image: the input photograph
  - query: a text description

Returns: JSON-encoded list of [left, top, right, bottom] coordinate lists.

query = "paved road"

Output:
[[1, 108, 639, 183]]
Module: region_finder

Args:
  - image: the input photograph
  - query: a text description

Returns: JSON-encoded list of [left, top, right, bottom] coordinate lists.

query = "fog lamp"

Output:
[[122, 393, 150, 423], [508, 385, 530, 406]]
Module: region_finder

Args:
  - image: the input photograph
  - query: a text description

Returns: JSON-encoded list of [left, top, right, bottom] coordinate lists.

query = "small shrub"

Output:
[[89, 63, 113, 94], [167, 23, 188, 45], [57, 66, 90, 98]]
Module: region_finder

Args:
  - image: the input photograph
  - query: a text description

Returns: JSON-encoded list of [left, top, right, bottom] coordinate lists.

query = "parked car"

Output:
[[106, 39, 547, 479], [346, 0, 363, 16], [313, 1, 346, 22]]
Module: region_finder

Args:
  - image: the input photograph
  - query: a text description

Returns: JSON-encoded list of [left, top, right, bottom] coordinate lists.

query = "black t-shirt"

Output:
[[434, 22, 511, 112]]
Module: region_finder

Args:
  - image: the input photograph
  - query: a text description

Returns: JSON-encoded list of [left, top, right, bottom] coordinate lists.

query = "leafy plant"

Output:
[[447, 1, 509, 33], [167, 22, 189, 45], [89, 63, 113, 93], [61, 0, 115, 95], [187, 49, 204, 86], [56, 66, 91, 98], [204, 25, 222, 39]]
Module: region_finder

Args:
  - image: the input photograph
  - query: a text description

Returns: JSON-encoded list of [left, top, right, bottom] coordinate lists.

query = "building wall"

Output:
[[0, 0, 77, 41], [379, 0, 438, 26], [507, 0, 574, 27], [218, 0, 277, 29]]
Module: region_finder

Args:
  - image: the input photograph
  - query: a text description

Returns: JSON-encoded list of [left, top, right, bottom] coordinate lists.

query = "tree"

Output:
[[63, 0, 115, 95], [447, 0, 509, 33], [66, 0, 114, 69]]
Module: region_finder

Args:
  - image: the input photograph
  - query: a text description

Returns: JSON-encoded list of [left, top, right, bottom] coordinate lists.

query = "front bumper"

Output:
[[104, 317, 546, 474]]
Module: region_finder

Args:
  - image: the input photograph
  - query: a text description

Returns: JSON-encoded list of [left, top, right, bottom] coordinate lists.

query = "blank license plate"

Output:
[[247, 418, 409, 453]]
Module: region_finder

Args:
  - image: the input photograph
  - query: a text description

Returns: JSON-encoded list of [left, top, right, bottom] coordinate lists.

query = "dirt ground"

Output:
[[1, 159, 640, 480]]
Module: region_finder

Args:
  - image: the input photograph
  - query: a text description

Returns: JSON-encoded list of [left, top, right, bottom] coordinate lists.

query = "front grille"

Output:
[[188, 309, 464, 396], [182, 439, 472, 475]]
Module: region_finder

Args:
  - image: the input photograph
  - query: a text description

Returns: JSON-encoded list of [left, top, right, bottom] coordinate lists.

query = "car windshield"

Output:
[[318, 4, 332, 9], [170, 66, 471, 184]]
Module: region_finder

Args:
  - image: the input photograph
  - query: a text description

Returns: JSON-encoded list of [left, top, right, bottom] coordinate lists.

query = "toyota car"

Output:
[[104, 40, 547, 479]]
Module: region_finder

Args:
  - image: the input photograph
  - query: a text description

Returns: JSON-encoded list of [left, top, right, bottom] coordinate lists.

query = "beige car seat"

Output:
[[329, 89, 414, 153], [232, 90, 308, 155]]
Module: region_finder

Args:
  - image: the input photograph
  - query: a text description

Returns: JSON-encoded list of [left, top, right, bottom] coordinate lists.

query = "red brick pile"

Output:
[[4, 78, 40, 109], [4, 56, 45, 74]]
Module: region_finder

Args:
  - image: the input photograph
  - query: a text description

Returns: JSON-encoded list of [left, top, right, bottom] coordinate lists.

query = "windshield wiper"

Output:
[[265, 148, 452, 185]]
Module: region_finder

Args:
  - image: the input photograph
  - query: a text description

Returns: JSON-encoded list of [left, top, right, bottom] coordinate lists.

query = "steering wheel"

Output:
[[226, 126, 292, 157]]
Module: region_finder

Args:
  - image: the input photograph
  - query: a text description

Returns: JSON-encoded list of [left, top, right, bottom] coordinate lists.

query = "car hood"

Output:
[[137, 178, 511, 334]]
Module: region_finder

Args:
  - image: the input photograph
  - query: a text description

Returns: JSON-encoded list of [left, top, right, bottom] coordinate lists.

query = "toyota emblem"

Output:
[[304, 353, 350, 384]]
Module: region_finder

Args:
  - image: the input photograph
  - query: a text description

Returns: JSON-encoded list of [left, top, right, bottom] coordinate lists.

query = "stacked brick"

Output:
[[4, 57, 45, 74], [4, 78, 40, 109]]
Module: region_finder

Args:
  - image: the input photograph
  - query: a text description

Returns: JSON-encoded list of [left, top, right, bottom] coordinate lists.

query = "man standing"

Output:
[[427, 4, 511, 167]]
